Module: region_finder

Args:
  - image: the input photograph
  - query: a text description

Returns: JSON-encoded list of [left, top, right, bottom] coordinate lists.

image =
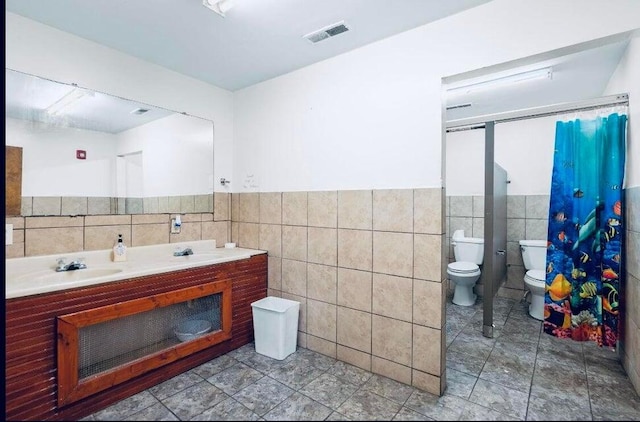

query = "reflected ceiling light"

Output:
[[447, 67, 553, 96], [46, 88, 95, 116], [202, 0, 235, 17]]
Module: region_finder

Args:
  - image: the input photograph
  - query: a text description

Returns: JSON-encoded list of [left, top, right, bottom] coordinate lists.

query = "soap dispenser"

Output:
[[113, 234, 127, 262]]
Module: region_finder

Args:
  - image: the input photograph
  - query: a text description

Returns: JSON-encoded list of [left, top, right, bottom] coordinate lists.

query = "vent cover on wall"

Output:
[[304, 21, 350, 44]]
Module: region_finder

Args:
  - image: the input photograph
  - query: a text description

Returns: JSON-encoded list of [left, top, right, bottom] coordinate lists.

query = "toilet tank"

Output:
[[519, 240, 547, 271], [451, 230, 484, 264]]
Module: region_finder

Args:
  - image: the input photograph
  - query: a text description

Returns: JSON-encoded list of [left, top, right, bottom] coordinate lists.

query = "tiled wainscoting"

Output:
[[623, 186, 640, 394], [20, 194, 215, 216], [445, 194, 550, 300], [5, 193, 230, 258], [229, 189, 447, 395]]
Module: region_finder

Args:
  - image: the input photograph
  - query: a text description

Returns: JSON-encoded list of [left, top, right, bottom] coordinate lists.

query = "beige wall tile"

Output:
[[337, 268, 372, 312], [306, 335, 336, 358], [414, 188, 443, 234], [308, 191, 337, 228], [297, 332, 308, 349], [307, 263, 337, 304], [231, 193, 240, 221], [281, 292, 306, 333], [194, 194, 212, 213], [307, 299, 336, 342], [282, 259, 307, 297], [201, 213, 214, 222], [132, 214, 169, 224], [61, 197, 88, 216], [373, 231, 413, 278], [268, 256, 282, 291], [170, 222, 202, 243], [372, 273, 412, 322], [21, 197, 33, 216], [26, 216, 84, 229], [414, 234, 442, 282], [85, 225, 131, 251], [282, 192, 307, 226], [238, 222, 260, 249], [260, 192, 282, 224], [202, 221, 229, 244], [338, 229, 372, 271], [412, 370, 444, 396], [338, 190, 372, 230], [6, 216, 25, 229], [337, 306, 371, 353], [87, 197, 111, 215], [337, 345, 371, 372], [180, 196, 196, 214], [373, 189, 413, 233], [132, 224, 170, 246], [231, 222, 239, 243], [259, 224, 282, 257], [6, 227, 25, 258], [214, 192, 230, 221], [282, 225, 307, 261], [412, 325, 442, 375], [308, 227, 337, 266], [239, 193, 260, 223], [32, 197, 61, 216], [372, 315, 412, 366], [413, 279, 444, 329], [372, 356, 412, 386], [180, 214, 203, 223], [25, 227, 83, 256], [6, 242, 25, 258], [85, 215, 132, 226], [143, 197, 159, 214]]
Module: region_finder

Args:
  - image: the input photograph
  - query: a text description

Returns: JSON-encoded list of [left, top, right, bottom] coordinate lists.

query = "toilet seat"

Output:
[[524, 269, 545, 288], [447, 261, 480, 275]]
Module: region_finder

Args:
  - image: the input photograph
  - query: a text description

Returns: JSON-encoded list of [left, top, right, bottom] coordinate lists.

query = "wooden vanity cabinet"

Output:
[[5, 253, 267, 421]]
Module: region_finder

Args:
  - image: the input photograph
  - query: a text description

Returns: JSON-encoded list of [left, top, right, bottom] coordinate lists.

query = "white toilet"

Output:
[[447, 230, 484, 306], [519, 239, 547, 320]]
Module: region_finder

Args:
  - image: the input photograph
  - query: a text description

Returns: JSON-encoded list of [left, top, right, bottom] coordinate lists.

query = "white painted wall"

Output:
[[6, 12, 234, 193], [6, 117, 117, 196], [117, 114, 215, 196], [604, 32, 640, 188], [234, 0, 640, 193], [445, 116, 557, 196]]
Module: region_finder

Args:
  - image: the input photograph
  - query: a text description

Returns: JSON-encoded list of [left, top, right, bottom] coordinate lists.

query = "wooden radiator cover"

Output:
[[5, 253, 267, 421]]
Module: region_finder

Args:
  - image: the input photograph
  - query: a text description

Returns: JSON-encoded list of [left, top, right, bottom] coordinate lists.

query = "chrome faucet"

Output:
[[173, 247, 194, 256], [56, 257, 87, 272]]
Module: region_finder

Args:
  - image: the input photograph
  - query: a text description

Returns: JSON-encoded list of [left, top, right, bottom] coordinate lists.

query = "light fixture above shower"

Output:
[[447, 67, 553, 97]]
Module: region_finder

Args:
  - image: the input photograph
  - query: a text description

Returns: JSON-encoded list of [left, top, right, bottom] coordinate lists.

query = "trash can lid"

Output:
[[251, 296, 300, 313]]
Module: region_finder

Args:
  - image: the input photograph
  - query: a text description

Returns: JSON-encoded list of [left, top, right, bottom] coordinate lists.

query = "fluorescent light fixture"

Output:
[[447, 67, 553, 96], [46, 88, 94, 116], [202, 0, 235, 17]]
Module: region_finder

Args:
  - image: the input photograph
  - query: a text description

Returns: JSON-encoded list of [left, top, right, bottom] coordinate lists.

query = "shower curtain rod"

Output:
[[445, 93, 629, 132]]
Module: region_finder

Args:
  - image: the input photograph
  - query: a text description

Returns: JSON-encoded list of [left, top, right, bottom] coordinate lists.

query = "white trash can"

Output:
[[251, 296, 300, 360]]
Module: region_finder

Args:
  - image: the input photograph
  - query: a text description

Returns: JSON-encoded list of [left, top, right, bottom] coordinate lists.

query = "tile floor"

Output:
[[83, 295, 640, 421]]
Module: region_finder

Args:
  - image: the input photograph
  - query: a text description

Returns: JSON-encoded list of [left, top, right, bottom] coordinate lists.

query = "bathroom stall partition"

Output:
[[482, 121, 508, 337]]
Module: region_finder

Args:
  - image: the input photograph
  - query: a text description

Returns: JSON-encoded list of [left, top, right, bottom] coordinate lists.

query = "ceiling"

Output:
[[5, 0, 491, 91], [5, 0, 631, 126]]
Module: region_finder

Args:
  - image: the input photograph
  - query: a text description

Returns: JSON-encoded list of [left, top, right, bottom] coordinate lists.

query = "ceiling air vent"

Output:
[[446, 103, 472, 111], [130, 108, 150, 115], [304, 21, 350, 44]]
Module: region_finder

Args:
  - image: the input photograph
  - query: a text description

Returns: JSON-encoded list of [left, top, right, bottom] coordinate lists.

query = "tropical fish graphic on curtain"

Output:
[[544, 109, 627, 348]]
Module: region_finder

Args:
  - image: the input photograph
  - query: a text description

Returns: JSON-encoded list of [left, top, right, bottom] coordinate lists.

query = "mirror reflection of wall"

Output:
[[5, 68, 215, 217]]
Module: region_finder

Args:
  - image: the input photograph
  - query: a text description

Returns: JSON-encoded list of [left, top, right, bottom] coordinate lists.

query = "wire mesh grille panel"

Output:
[[78, 294, 221, 379]]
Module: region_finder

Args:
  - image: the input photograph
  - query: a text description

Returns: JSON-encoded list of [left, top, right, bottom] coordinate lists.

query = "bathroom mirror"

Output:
[[5, 68, 214, 216]]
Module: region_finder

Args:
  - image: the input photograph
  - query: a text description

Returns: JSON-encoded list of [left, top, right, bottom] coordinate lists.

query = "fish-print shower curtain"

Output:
[[544, 106, 627, 348]]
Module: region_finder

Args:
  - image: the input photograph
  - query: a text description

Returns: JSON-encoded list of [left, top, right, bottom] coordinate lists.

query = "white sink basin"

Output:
[[13, 268, 124, 284]]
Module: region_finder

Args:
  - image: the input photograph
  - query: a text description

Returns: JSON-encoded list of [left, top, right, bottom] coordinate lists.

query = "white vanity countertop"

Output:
[[5, 240, 266, 299]]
